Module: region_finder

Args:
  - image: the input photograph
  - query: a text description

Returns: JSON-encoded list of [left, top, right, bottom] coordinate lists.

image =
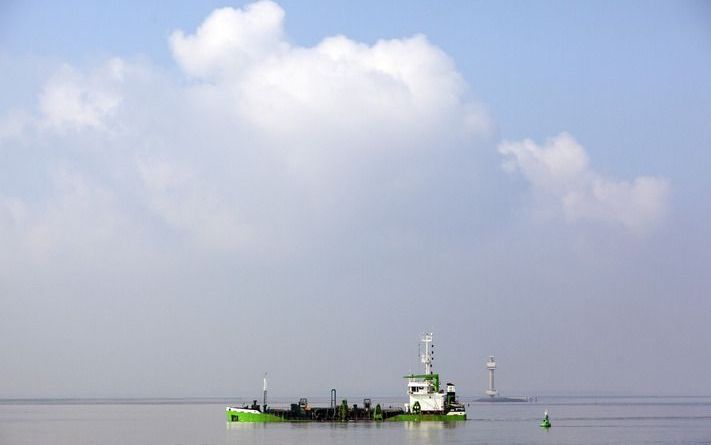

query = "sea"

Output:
[[1, 396, 710, 444]]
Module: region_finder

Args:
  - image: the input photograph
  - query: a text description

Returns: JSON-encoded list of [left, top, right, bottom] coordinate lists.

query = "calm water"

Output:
[[1, 396, 710, 444]]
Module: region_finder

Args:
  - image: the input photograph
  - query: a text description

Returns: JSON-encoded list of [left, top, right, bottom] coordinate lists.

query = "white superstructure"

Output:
[[407, 379, 446, 412]]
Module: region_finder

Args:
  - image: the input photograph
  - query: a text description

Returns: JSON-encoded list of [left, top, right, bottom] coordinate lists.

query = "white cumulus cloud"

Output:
[[170, 1, 288, 80], [169, 0, 491, 157], [38, 59, 125, 133], [499, 132, 670, 234], [0, 0, 491, 260]]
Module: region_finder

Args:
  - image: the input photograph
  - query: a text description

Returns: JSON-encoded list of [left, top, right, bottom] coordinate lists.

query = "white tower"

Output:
[[485, 355, 498, 397]]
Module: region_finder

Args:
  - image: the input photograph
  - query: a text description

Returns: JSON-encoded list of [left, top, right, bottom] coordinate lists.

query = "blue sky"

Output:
[[0, 1, 710, 398]]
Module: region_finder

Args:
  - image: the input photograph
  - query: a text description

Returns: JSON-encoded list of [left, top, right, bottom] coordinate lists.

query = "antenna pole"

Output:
[[420, 332, 433, 374]]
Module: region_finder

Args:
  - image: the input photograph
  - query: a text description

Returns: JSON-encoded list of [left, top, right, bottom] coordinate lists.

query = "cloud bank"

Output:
[[499, 132, 670, 233], [0, 0, 494, 260]]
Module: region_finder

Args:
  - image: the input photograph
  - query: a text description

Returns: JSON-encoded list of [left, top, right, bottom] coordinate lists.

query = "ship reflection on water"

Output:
[[226, 420, 465, 431], [402, 419, 464, 442]]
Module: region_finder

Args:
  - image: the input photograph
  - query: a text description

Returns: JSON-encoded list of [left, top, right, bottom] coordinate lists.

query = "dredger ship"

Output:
[[226, 332, 466, 422]]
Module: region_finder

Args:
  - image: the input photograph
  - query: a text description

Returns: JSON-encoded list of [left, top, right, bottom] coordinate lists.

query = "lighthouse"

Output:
[[485, 355, 497, 397]]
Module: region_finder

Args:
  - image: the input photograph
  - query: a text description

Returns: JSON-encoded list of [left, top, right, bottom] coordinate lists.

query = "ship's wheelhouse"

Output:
[[407, 381, 434, 395]]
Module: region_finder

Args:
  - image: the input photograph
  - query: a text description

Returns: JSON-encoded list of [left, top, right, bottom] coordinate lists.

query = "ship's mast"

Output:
[[420, 332, 434, 375]]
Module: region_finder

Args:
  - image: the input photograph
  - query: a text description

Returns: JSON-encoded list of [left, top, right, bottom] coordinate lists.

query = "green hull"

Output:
[[226, 407, 466, 423], [387, 413, 466, 422], [226, 409, 284, 423]]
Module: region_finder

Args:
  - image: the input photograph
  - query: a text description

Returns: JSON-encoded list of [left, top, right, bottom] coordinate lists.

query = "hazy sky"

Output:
[[1, 1, 710, 399]]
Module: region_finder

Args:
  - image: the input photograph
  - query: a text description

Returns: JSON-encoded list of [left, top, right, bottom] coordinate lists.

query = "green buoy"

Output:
[[540, 410, 551, 428]]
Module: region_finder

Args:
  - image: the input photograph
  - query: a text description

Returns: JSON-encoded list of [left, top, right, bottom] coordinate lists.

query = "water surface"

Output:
[[1, 396, 710, 444]]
